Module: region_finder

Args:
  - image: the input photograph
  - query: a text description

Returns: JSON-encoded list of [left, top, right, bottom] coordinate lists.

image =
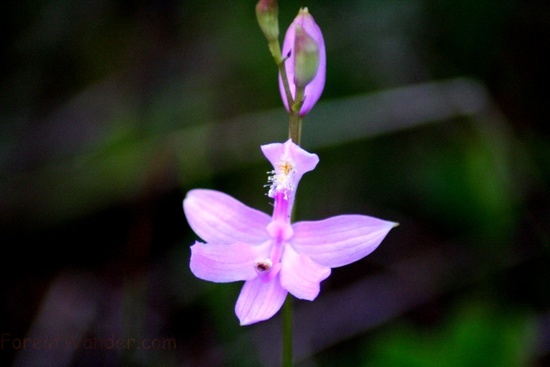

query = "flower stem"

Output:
[[282, 52, 307, 367], [288, 113, 302, 144], [288, 86, 304, 144], [265, 30, 301, 367], [269, 39, 294, 111], [282, 296, 293, 367]]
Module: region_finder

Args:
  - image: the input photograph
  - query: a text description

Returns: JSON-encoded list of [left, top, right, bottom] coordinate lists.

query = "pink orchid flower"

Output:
[[278, 8, 326, 116], [184, 140, 396, 325]]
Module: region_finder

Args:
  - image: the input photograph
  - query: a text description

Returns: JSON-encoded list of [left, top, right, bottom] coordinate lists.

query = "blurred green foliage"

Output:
[[314, 301, 534, 367]]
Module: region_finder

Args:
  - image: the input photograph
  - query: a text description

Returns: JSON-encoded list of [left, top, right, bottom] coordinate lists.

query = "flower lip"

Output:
[[262, 139, 319, 199]]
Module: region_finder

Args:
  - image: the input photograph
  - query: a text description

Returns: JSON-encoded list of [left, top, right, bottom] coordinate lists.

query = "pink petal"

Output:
[[190, 241, 270, 283], [183, 189, 271, 244], [278, 9, 326, 116], [235, 275, 288, 325], [291, 215, 397, 268], [280, 245, 330, 301]]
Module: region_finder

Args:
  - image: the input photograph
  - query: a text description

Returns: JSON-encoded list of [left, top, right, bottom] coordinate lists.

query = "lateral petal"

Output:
[[183, 189, 271, 244], [280, 245, 330, 301], [235, 276, 288, 325], [291, 215, 397, 268], [190, 241, 270, 283]]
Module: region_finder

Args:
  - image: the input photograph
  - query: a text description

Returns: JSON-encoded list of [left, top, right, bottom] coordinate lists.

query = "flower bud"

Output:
[[278, 8, 326, 116], [256, 0, 279, 42], [293, 24, 319, 88]]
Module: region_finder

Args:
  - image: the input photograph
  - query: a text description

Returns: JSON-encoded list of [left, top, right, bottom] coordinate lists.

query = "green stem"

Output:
[[267, 39, 294, 110], [277, 57, 294, 110], [268, 38, 283, 64], [265, 35, 303, 367], [288, 113, 302, 144], [284, 90, 304, 367], [288, 87, 304, 144], [282, 296, 293, 367]]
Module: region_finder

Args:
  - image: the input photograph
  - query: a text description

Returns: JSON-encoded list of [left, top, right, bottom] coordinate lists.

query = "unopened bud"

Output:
[[278, 8, 326, 116], [256, 0, 279, 42]]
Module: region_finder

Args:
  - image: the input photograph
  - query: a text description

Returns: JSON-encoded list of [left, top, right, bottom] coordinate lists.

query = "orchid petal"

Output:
[[280, 245, 330, 300], [190, 241, 270, 283], [278, 8, 326, 116], [183, 189, 270, 244], [235, 276, 288, 325], [291, 215, 397, 268]]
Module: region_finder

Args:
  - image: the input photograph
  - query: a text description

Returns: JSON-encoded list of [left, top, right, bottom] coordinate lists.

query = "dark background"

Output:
[[1, 0, 549, 366]]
